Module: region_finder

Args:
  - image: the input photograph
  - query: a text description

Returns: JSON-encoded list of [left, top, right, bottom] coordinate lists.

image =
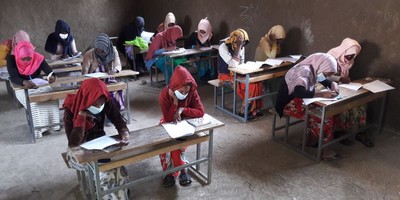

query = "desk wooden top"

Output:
[[230, 61, 293, 75], [12, 70, 138, 90], [73, 114, 225, 164], [163, 45, 219, 58], [47, 57, 83, 66]]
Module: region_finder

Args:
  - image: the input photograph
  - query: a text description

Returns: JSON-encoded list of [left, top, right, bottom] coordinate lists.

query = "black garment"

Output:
[[275, 79, 332, 117], [116, 17, 145, 55], [6, 55, 53, 86], [184, 31, 211, 49], [45, 20, 74, 56], [64, 99, 128, 147]]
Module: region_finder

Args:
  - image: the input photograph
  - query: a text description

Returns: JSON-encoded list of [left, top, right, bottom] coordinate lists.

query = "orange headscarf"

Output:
[[225, 28, 249, 53], [14, 41, 44, 76]]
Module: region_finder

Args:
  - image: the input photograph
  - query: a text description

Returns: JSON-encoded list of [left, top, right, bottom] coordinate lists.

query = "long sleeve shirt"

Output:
[[48, 39, 78, 61], [217, 43, 245, 74], [81, 47, 121, 75], [7, 55, 53, 86]]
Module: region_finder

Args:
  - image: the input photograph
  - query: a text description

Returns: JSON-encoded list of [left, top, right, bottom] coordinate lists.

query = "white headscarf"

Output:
[[197, 18, 213, 44]]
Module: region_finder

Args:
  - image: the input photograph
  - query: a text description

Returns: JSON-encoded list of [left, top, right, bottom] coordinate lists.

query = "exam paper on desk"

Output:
[[161, 120, 195, 139]]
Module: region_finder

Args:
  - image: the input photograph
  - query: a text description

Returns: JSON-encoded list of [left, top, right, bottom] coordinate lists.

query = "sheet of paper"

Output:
[[236, 61, 263, 70], [80, 135, 120, 150], [31, 78, 49, 86], [362, 80, 395, 93], [273, 56, 299, 63], [302, 97, 338, 105], [186, 114, 212, 127], [199, 46, 212, 51], [162, 48, 185, 55], [339, 83, 363, 91], [264, 58, 284, 66], [161, 120, 195, 139], [140, 31, 154, 43], [290, 55, 302, 60], [84, 72, 108, 78], [62, 52, 82, 61]]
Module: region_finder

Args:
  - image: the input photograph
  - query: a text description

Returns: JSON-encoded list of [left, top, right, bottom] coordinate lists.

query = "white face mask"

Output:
[[174, 90, 188, 100], [59, 33, 69, 40], [316, 73, 326, 82], [87, 104, 104, 115]]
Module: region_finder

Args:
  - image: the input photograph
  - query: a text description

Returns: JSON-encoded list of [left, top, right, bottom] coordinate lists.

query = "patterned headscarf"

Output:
[[225, 28, 249, 53], [63, 78, 110, 131], [285, 53, 337, 94], [197, 18, 213, 44], [14, 41, 44, 76], [11, 30, 30, 55], [266, 25, 285, 40], [327, 38, 361, 77], [94, 33, 115, 66]]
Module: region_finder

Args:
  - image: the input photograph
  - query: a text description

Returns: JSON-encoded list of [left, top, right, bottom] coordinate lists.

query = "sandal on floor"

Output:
[[178, 172, 192, 186], [255, 111, 265, 117], [162, 175, 176, 188], [238, 112, 255, 120], [322, 153, 344, 161], [356, 132, 374, 148]]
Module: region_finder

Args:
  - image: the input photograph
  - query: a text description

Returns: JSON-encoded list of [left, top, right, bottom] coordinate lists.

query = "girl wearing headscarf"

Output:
[[82, 33, 125, 110], [45, 20, 80, 61], [145, 25, 183, 83], [63, 78, 130, 199], [218, 29, 263, 119], [0, 39, 11, 67], [158, 12, 176, 33], [7, 40, 58, 139], [327, 38, 371, 147], [184, 17, 214, 81], [158, 66, 204, 188], [254, 25, 286, 61], [275, 53, 340, 160], [117, 16, 146, 72]]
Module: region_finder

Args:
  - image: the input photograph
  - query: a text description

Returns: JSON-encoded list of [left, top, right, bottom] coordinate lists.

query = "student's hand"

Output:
[[48, 75, 56, 83], [316, 91, 338, 98], [330, 82, 339, 95], [119, 130, 130, 145], [169, 88, 179, 105], [173, 108, 182, 124], [22, 80, 37, 89], [339, 76, 351, 84]]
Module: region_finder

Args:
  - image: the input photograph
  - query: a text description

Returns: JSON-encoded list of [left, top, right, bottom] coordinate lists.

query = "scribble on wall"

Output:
[[300, 19, 314, 46], [240, 4, 259, 30]]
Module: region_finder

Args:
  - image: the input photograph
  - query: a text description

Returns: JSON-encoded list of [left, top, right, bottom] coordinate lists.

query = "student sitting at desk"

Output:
[[82, 33, 125, 110], [184, 17, 215, 81], [327, 38, 372, 147], [63, 78, 130, 199], [275, 53, 340, 160], [158, 66, 205, 188], [154, 12, 176, 38], [117, 16, 147, 73], [7, 40, 58, 139], [254, 25, 286, 61], [145, 25, 183, 83], [45, 19, 81, 61], [218, 28, 264, 119]]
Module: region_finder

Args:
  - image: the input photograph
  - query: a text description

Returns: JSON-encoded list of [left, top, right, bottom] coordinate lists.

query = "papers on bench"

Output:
[[237, 55, 302, 71], [80, 135, 120, 151], [339, 83, 363, 91], [62, 52, 82, 61], [31, 78, 49, 86], [339, 80, 394, 93], [264, 56, 300, 66], [162, 120, 195, 139], [84, 72, 108, 78]]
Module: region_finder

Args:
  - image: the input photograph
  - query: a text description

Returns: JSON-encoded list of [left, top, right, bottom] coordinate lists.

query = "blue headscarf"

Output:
[[45, 20, 74, 56]]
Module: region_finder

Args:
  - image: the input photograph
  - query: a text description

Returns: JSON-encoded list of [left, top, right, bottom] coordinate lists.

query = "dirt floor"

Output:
[[0, 74, 399, 200]]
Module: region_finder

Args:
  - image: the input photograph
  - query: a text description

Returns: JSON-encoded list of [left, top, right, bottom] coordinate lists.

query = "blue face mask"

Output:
[[174, 90, 188, 100], [316, 73, 326, 82], [87, 104, 104, 115]]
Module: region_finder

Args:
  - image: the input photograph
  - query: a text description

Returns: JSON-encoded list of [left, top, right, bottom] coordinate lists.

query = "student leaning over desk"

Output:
[[218, 28, 264, 120], [7, 40, 59, 139], [158, 66, 205, 188], [275, 53, 341, 161], [0, 30, 30, 79], [44, 19, 81, 61], [82, 33, 125, 111], [327, 38, 373, 147], [63, 78, 130, 199]]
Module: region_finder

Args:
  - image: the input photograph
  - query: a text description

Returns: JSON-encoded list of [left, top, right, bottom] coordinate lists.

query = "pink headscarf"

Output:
[[197, 18, 213, 44], [14, 41, 44, 76], [285, 53, 337, 94], [327, 38, 361, 77], [146, 25, 183, 60], [11, 30, 30, 55]]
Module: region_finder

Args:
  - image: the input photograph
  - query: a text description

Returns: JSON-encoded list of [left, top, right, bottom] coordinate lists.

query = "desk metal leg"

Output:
[[92, 162, 102, 200], [233, 73, 237, 115], [207, 129, 214, 184], [316, 107, 326, 161], [377, 93, 387, 134], [86, 164, 96, 200], [24, 89, 36, 143], [125, 78, 131, 124], [196, 143, 201, 171], [243, 74, 250, 122]]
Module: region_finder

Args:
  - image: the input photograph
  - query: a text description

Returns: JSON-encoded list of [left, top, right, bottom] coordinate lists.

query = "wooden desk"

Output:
[[273, 78, 390, 161], [218, 62, 294, 122], [46, 57, 83, 67], [12, 70, 138, 143], [69, 114, 224, 200], [158, 45, 219, 86]]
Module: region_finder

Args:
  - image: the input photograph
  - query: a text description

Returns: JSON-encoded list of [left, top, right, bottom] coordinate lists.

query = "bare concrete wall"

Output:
[[0, 0, 136, 55], [1, 0, 399, 132], [134, 0, 400, 133]]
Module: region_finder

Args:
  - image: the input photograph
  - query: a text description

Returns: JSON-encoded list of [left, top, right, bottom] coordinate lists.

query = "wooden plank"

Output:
[[248, 70, 287, 83], [29, 82, 127, 102], [47, 57, 83, 67]]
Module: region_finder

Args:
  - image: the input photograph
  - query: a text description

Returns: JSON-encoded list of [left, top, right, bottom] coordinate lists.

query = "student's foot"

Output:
[[238, 112, 255, 120], [179, 171, 192, 186], [356, 132, 374, 148], [322, 153, 344, 161], [162, 175, 176, 188]]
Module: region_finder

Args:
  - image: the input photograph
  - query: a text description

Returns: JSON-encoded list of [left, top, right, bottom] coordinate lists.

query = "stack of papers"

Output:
[[80, 135, 120, 151], [161, 120, 195, 139], [236, 61, 263, 70], [84, 72, 108, 78], [340, 80, 394, 93], [264, 56, 300, 66]]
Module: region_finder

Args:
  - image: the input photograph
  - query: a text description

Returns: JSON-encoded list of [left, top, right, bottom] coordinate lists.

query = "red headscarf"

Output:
[[169, 65, 197, 91], [14, 41, 44, 76], [63, 78, 110, 130]]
